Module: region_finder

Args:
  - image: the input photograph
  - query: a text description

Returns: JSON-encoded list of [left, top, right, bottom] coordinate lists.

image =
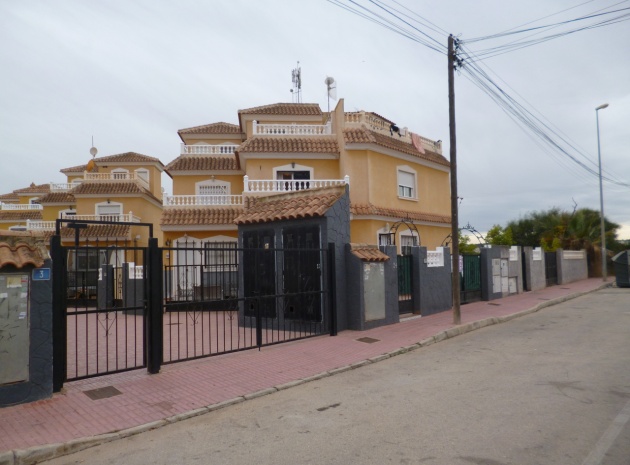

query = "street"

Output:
[[44, 288, 630, 465]]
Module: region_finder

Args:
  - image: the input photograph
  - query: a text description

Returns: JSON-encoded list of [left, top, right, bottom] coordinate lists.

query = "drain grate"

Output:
[[356, 337, 380, 344], [83, 386, 122, 401]]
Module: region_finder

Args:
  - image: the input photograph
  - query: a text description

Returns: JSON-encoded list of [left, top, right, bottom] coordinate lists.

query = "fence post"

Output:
[[328, 243, 337, 336], [146, 238, 163, 374], [50, 234, 67, 392]]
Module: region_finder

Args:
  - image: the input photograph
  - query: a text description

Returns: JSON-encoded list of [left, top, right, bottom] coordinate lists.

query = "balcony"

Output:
[[50, 183, 76, 192], [164, 195, 244, 207], [180, 144, 238, 155], [26, 212, 141, 231], [83, 171, 149, 190], [1, 203, 43, 211], [344, 111, 442, 154], [243, 175, 349, 193], [252, 121, 332, 136]]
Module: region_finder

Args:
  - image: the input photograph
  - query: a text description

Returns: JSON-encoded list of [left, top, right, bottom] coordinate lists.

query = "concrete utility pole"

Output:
[[448, 34, 461, 325]]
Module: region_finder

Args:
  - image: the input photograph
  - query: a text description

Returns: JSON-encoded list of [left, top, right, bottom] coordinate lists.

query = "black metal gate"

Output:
[[161, 235, 334, 365], [397, 254, 413, 314], [51, 219, 156, 390], [545, 251, 558, 286], [461, 254, 481, 304]]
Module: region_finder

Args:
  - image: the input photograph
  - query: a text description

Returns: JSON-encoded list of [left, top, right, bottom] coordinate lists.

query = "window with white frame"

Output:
[[397, 166, 417, 199], [96, 201, 122, 219], [29, 197, 40, 205], [400, 234, 418, 254], [203, 238, 238, 271], [135, 168, 149, 182]]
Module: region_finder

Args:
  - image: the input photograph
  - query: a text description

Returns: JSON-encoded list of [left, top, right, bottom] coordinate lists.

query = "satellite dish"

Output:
[[90, 146, 98, 157], [325, 76, 337, 112]]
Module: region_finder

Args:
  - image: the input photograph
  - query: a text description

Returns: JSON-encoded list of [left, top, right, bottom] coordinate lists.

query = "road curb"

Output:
[[4, 282, 611, 465]]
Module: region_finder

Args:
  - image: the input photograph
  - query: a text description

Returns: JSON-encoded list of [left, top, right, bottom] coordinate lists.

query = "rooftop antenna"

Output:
[[290, 62, 302, 103], [324, 76, 336, 113], [87, 136, 98, 172]]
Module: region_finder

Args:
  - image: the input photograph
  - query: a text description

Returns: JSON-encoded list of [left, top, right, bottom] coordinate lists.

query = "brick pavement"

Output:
[[0, 278, 609, 461]]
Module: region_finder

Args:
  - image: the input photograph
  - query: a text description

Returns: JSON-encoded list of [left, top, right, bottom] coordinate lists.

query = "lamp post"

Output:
[[595, 103, 609, 281]]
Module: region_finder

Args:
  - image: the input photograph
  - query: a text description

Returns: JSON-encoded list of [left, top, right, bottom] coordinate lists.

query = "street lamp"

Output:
[[595, 103, 609, 281]]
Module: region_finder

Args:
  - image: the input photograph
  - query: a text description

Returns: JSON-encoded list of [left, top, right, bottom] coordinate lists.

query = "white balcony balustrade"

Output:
[[164, 195, 244, 207], [1, 203, 43, 211], [180, 144, 238, 155], [243, 175, 349, 193], [25, 220, 55, 230], [252, 121, 332, 136], [83, 171, 149, 190], [49, 183, 76, 192]]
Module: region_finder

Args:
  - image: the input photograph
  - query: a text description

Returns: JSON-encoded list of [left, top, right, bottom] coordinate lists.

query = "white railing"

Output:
[[1, 203, 43, 211], [164, 195, 243, 207], [50, 183, 75, 192], [563, 250, 585, 260], [26, 220, 55, 230], [427, 248, 445, 267], [83, 171, 149, 190], [243, 175, 349, 193], [344, 111, 442, 154], [252, 121, 332, 136], [532, 247, 542, 261], [180, 144, 238, 155]]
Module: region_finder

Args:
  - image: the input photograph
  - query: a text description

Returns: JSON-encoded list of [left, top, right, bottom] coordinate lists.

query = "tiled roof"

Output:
[[349, 244, 390, 262], [0, 211, 43, 221], [38, 192, 75, 204], [161, 207, 243, 226], [13, 183, 51, 194], [344, 127, 450, 167], [0, 192, 19, 202], [95, 152, 162, 165], [238, 103, 322, 116], [72, 182, 147, 196], [351, 203, 451, 224], [0, 232, 49, 268], [59, 225, 131, 240], [235, 186, 345, 225], [60, 164, 88, 174], [165, 155, 240, 172], [178, 122, 241, 135], [237, 137, 339, 154]]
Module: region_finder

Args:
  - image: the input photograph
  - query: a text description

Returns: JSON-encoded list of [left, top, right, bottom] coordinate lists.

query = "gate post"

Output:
[[328, 244, 337, 336], [146, 238, 163, 374], [50, 235, 67, 392]]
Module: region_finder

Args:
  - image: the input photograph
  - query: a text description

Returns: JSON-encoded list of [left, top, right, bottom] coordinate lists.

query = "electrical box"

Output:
[[363, 262, 385, 321], [0, 273, 30, 385]]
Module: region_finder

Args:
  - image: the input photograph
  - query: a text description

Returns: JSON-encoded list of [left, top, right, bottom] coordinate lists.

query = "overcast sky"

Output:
[[1, 1, 628, 239]]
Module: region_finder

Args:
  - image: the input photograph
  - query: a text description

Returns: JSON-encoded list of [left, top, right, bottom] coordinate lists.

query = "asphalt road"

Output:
[[44, 288, 630, 465]]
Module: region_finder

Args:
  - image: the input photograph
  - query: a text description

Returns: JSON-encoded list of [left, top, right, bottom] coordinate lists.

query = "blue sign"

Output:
[[32, 268, 50, 281]]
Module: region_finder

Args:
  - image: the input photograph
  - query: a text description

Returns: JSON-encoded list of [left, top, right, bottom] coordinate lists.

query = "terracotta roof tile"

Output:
[[72, 182, 147, 196], [165, 155, 240, 172], [235, 186, 345, 225], [161, 207, 243, 226], [60, 164, 88, 174], [349, 244, 390, 262], [0, 192, 19, 202], [178, 122, 242, 135], [13, 183, 51, 195], [95, 152, 162, 165], [238, 103, 322, 116], [0, 211, 43, 221], [38, 192, 75, 204], [344, 127, 450, 167], [351, 203, 450, 224], [0, 231, 49, 268], [58, 225, 131, 240], [237, 137, 339, 154]]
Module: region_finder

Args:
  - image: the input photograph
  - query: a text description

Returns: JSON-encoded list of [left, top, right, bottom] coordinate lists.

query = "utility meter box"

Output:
[[0, 273, 30, 385]]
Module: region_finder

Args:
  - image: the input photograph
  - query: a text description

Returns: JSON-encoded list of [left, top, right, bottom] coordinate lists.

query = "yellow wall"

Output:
[[350, 219, 450, 251], [242, 159, 339, 180]]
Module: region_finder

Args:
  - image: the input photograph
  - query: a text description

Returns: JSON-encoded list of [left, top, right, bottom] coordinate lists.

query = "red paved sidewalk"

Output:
[[0, 278, 608, 457]]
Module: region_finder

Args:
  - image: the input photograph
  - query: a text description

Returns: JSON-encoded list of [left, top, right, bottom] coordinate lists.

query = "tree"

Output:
[[485, 224, 513, 246], [458, 231, 479, 254]]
